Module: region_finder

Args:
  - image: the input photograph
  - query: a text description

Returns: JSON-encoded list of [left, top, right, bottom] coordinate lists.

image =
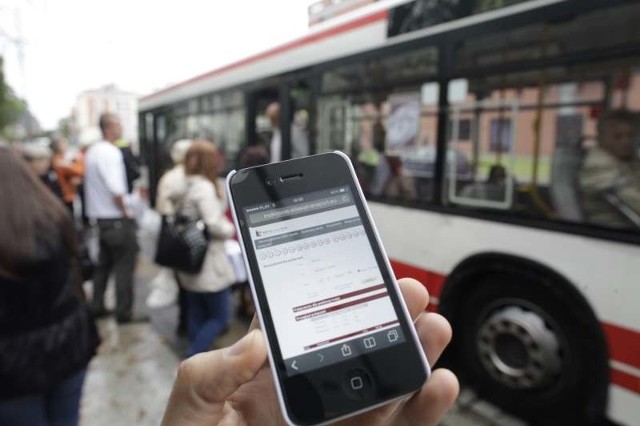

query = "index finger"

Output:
[[398, 277, 430, 320]]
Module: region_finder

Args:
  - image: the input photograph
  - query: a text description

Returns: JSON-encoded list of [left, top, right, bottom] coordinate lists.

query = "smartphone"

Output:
[[226, 151, 429, 425]]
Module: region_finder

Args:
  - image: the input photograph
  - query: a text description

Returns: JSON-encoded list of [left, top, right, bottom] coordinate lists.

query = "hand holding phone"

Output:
[[224, 152, 450, 424], [161, 278, 459, 426]]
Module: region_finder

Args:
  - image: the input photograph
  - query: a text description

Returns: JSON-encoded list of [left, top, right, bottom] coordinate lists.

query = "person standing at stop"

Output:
[[0, 146, 98, 426], [50, 136, 84, 215], [84, 112, 141, 323], [175, 140, 236, 357]]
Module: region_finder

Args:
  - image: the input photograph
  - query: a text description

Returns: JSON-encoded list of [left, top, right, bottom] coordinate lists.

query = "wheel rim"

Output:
[[476, 304, 563, 389]]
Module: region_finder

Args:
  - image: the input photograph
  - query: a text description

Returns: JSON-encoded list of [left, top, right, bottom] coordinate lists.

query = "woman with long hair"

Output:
[[0, 147, 98, 425], [175, 140, 236, 357]]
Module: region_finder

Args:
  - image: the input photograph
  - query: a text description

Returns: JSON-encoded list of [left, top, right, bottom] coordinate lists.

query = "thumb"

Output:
[[161, 329, 268, 426]]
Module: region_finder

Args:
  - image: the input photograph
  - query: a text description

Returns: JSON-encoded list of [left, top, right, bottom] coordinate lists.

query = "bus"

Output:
[[138, 1, 640, 424]]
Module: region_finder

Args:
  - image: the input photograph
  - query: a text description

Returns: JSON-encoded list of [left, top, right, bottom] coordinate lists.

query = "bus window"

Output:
[[317, 96, 350, 154], [317, 83, 441, 203], [446, 62, 640, 232], [453, 2, 640, 75], [288, 82, 312, 159], [321, 46, 437, 93], [317, 94, 400, 197], [223, 109, 245, 168], [449, 97, 518, 209], [395, 84, 439, 202]]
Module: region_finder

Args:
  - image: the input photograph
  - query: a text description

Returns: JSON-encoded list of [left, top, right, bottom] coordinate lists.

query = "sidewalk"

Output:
[[80, 258, 248, 426], [79, 258, 523, 426]]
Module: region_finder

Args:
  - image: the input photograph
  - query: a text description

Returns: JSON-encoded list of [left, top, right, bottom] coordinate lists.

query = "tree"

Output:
[[57, 117, 72, 139], [0, 56, 27, 139]]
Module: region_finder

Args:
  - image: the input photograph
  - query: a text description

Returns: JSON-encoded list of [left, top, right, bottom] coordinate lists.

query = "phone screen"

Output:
[[244, 185, 406, 376]]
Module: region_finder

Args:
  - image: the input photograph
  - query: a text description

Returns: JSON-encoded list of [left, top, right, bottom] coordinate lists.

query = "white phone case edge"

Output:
[[225, 152, 431, 426]]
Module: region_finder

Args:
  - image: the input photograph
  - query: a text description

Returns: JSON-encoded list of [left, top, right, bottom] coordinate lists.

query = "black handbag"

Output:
[[154, 187, 209, 273]]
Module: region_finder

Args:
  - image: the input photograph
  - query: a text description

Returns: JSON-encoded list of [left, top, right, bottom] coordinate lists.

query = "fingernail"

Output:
[[227, 330, 257, 357]]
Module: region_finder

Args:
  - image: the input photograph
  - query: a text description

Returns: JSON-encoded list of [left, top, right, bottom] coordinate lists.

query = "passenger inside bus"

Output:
[[356, 116, 388, 195], [579, 110, 640, 229], [460, 164, 513, 203], [265, 102, 309, 162]]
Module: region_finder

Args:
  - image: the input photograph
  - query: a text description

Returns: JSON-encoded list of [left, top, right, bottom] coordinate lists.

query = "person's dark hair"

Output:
[[99, 112, 118, 134], [184, 140, 223, 198], [597, 109, 636, 137], [487, 164, 507, 184], [0, 147, 78, 278], [239, 145, 269, 168]]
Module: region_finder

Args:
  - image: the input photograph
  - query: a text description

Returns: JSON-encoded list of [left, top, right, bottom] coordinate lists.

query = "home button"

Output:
[[344, 368, 373, 400]]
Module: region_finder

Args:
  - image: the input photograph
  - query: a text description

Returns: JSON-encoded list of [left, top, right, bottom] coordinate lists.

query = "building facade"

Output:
[[73, 84, 138, 150]]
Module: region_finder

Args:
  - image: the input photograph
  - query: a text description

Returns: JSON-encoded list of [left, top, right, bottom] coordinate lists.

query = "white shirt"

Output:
[[84, 140, 128, 219], [270, 128, 281, 163]]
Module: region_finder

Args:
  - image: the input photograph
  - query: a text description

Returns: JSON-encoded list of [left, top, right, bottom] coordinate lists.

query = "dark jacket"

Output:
[[120, 146, 141, 193], [40, 169, 64, 201], [0, 236, 99, 399]]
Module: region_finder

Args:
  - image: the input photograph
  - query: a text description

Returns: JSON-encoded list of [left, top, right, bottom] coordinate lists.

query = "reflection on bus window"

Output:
[[321, 46, 437, 93], [289, 84, 312, 159], [453, 3, 640, 75], [317, 82, 441, 204], [447, 59, 640, 232]]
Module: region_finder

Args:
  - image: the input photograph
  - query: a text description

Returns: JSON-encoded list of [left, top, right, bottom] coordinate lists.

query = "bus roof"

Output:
[[139, 0, 565, 111], [138, 4, 401, 110]]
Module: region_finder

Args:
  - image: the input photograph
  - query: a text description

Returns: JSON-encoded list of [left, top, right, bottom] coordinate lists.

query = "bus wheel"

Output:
[[452, 272, 606, 423]]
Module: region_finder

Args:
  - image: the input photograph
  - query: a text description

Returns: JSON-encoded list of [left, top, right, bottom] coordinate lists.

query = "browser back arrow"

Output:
[[291, 360, 299, 371]]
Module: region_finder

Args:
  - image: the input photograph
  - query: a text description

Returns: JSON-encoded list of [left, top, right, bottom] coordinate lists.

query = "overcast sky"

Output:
[[0, 0, 312, 129]]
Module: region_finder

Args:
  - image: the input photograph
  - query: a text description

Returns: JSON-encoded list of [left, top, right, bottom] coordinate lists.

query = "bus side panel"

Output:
[[368, 201, 640, 425]]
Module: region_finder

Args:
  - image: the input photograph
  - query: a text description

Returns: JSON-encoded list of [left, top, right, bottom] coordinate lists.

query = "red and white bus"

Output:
[[139, 1, 640, 424]]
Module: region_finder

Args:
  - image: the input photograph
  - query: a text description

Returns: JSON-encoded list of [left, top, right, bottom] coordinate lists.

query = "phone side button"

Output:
[[343, 369, 374, 400]]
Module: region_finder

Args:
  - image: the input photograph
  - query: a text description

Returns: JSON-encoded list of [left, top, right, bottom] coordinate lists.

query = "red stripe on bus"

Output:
[[390, 259, 445, 298], [142, 10, 388, 101], [388, 259, 640, 372], [426, 303, 439, 313], [603, 323, 640, 370], [611, 368, 640, 394]]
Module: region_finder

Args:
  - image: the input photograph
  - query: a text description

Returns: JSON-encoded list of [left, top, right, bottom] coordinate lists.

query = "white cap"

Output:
[[171, 139, 192, 164]]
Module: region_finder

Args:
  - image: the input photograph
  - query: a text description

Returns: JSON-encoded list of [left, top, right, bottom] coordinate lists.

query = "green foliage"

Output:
[[57, 117, 72, 139], [0, 57, 27, 139]]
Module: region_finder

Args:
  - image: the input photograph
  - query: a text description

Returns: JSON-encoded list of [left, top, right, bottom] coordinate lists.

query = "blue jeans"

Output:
[[185, 288, 230, 357], [0, 368, 87, 426]]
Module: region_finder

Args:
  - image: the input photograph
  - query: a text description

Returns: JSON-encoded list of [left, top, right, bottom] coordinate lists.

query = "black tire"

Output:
[[451, 271, 608, 425]]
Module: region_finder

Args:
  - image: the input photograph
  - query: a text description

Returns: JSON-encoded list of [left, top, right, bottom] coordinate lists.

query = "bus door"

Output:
[[144, 112, 168, 205], [281, 76, 315, 160], [245, 76, 315, 163], [245, 86, 279, 161]]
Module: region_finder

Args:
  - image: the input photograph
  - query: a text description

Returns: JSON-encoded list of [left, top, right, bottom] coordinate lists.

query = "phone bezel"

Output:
[[226, 152, 430, 426]]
